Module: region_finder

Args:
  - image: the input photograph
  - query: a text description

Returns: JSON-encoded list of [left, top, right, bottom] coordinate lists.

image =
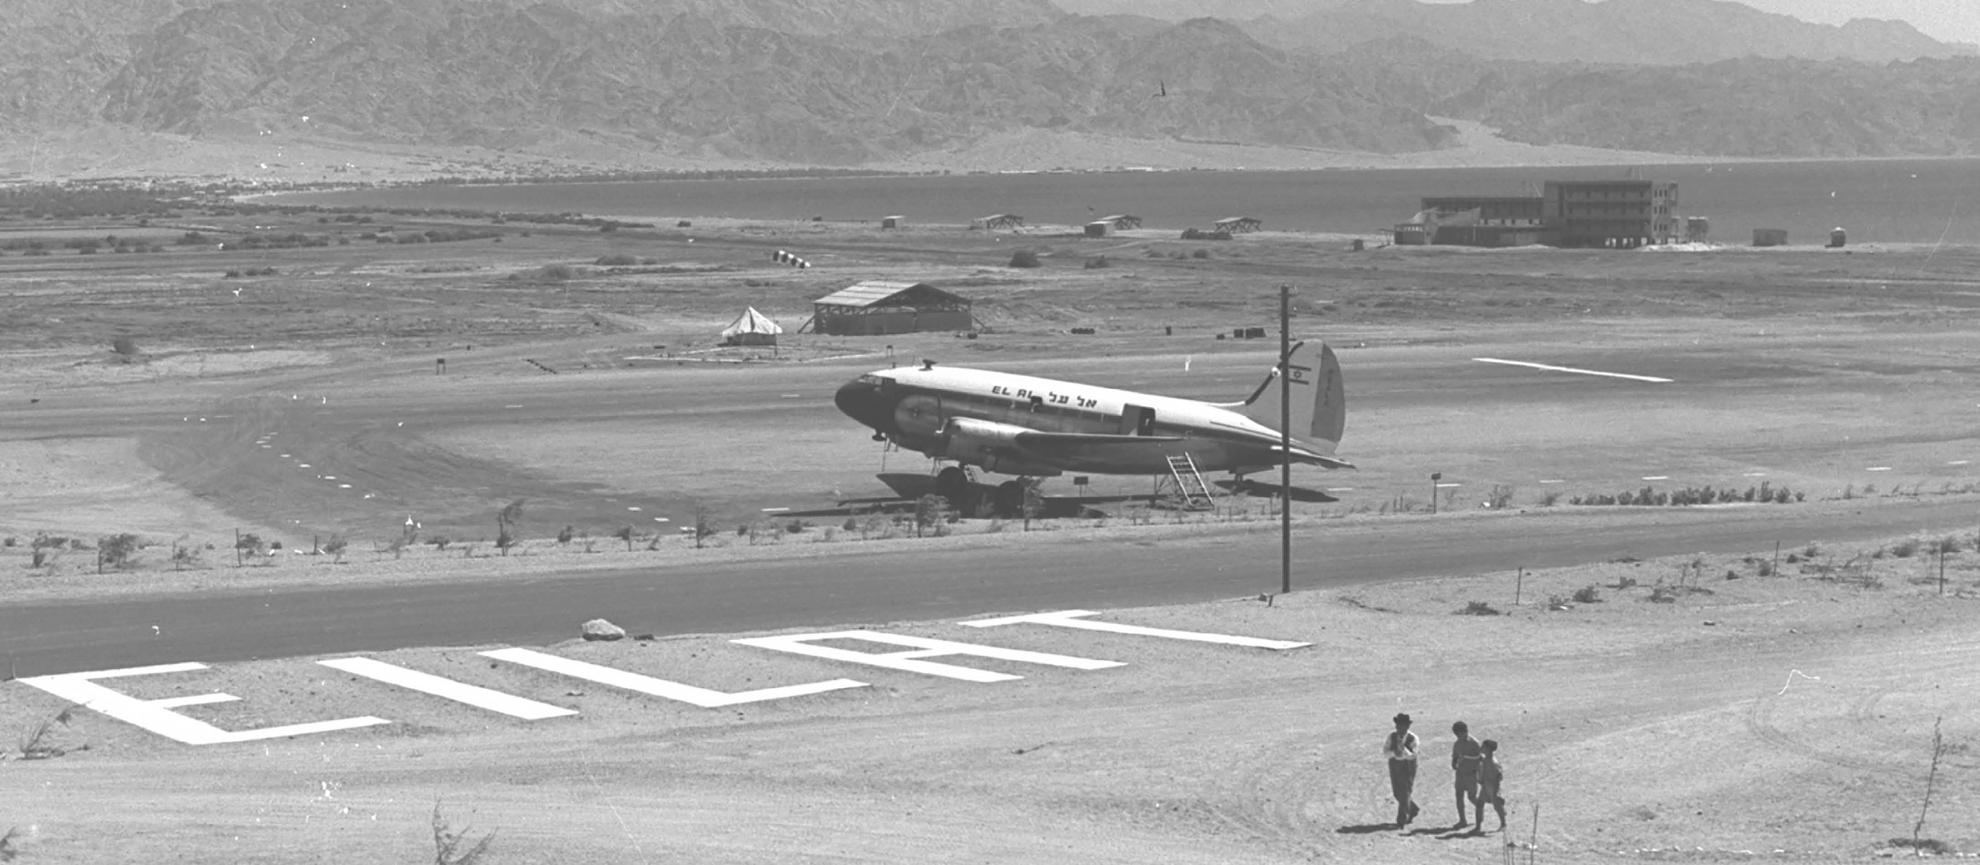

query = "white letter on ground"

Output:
[[960, 609, 1309, 650], [733, 630, 1124, 682], [16, 662, 390, 746]]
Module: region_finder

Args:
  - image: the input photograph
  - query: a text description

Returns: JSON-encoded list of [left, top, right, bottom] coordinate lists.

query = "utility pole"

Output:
[[1430, 472, 1442, 514], [1280, 284, 1292, 595]]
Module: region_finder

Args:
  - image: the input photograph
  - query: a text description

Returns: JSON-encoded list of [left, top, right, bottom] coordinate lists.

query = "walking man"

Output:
[[1384, 713, 1421, 828], [1450, 720, 1482, 828]]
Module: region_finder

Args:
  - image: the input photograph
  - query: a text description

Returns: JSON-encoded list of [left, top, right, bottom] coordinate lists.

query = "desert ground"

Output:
[[1, 191, 1977, 863]]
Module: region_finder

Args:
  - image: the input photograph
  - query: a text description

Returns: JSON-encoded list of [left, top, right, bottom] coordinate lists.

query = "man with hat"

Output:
[[1383, 712, 1422, 827]]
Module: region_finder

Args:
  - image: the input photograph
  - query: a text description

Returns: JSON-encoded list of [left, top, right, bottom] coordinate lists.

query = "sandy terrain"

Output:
[[2, 200, 1978, 863]]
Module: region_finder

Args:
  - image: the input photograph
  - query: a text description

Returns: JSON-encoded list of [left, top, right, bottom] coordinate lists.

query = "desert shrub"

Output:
[[97, 533, 141, 570], [322, 535, 348, 562], [1546, 594, 1573, 609], [1190, 248, 1210, 259], [1890, 538, 1921, 558], [1648, 584, 1679, 603], [556, 525, 574, 545], [1458, 600, 1500, 616], [1539, 490, 1562, 507], [235, 533, 265, 561], [1486, 485, 1515, 510], [914, 494, 950, 536], [1571, 585, 1602, 603], [613, 526, 633, 551], [595, 254, 638, 266], [1007, 249, 1041, 268], [428, 536, 451, 550], [1931, 535, 1964, 555], [1083, 256, 1110, 269], [111, 335, 140, 358], [842, 517, 859, 532], [784, 519, 810, 534], [1615, 575, 1638, 589]]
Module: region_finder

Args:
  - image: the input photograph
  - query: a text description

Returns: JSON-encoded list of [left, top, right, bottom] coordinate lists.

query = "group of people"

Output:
[[1383, 712, 1506, 834]]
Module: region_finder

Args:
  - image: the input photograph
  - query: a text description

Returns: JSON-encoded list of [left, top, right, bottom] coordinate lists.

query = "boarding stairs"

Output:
[[1157, 453, 1216, 511]]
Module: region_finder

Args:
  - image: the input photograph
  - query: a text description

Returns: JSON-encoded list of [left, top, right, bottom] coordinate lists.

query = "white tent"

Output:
[[720, 306, 783, 346]]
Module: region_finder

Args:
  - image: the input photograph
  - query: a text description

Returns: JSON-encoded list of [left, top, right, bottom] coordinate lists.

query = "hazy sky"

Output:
[[1421, 1, 1980, 46]]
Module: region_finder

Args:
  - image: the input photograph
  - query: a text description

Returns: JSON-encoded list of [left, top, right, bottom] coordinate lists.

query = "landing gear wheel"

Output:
[[994, 480, 1025, 517], [934, 466, 973, 514]]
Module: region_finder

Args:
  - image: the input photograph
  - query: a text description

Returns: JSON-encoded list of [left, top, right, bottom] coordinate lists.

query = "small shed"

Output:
[[1214, 216, 1262, 233], [720, 306, 783, 346], [1083, 221, 1113, 238], [971, 213, 1024, 231], [881, 215, 905, 229], [808, 280, 974, 336]]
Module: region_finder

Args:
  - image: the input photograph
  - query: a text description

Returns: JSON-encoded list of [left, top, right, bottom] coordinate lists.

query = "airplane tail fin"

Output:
[[1241, 340, 1347, 460]]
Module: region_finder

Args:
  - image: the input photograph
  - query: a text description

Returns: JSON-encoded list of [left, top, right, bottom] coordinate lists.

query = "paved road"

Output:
[[6, 496, 1973, 677]]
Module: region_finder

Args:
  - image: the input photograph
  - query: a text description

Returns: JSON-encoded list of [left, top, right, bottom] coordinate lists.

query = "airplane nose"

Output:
[[834, 379, 891, 429]]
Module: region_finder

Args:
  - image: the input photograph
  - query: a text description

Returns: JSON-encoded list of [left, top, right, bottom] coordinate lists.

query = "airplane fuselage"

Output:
[[835, 363, 1327, 478]]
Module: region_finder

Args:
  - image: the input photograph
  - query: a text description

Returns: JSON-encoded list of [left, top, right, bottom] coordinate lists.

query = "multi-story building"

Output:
[[1541, 180, 1679, 248]]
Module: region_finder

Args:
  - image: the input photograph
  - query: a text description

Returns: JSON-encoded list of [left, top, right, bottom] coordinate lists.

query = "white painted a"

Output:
[[734, 631, 1124, 682], [16, 662, 390, 746], [960, 610, 1309, 650]]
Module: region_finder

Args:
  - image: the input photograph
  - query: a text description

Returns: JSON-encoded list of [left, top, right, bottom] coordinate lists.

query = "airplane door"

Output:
[[1121, 404, 1156, 436]]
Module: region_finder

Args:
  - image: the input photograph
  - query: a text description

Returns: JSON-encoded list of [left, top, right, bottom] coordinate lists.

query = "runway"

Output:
[[7, 326, 1978, 676]]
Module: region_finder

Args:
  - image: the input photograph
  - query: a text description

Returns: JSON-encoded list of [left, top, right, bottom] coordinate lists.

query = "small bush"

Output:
[[1007, 249, 1041, 268], [96, 533, 141, 570], [1649, 584, 1679, 603], [1083, 256, 1110, 269], [1190, 248, 1210, 259], [322, 535, 348, 562], [428, 536, 451, 550], [1571, 585, 1602, 604], [1458, 600, 1500, 616], [1889, 538, 1920, 558]]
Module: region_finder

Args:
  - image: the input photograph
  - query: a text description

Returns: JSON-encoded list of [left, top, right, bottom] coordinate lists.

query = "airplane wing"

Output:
[[1014, 431, 1186, 447]]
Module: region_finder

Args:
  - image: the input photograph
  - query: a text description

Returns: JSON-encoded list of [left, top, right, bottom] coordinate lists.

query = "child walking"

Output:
[[1473, 739, 1507, 834]]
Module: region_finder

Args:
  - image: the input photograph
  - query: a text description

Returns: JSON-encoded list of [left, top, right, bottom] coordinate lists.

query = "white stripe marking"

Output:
[[1475, 357, 1672, 383], [150, 693, 241, 709], [1538, 479, 1565, 485], [15, 662, 389, 745], [1949, 460, 1969, 466], [1642, 476, 1668, 481], [1866, 466, 1892, 472], [482, 647, 865, 707], [736, 631, 1122, 683], [320, 657, 576, 720]]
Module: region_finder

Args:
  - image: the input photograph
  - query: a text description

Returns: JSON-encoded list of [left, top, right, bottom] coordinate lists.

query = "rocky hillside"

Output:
[[1059, 0, 1978, 65], [4, 0, 1980, 173]]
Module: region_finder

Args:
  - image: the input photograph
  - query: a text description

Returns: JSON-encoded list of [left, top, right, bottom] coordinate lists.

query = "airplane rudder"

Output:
[[1310, 342, 1346, 444]]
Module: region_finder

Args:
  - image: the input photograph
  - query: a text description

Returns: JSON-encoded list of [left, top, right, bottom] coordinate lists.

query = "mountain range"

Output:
[[4, 0, 1980, 177]]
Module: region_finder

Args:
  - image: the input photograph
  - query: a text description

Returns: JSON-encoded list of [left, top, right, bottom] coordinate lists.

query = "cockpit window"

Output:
[[857, 374, 888, 385]]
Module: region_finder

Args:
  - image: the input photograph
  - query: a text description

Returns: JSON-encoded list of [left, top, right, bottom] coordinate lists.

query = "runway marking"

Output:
[[1866, 466, 1893, 472], [504, 404, 524, 409], [962, 610, 1309, 650], [1642, 475, 1668, 481], [320, 657, 577, 720], [1435, 482, 1461, 488], [297, 463, 311, 468], [1474, 357, 1673, 383], [15, 662, 390, 745], [481, 647, 866, 707], [338, 484, 352, 489], [1743, 471, 1768, 477], [626, 506, 642, 511], [780, 393, 800, 398], [1950, 460, 1970, 466], [1538, 479, 1565, 485], [736, 631, 1123, 683], [1326, 487, 1355, 492], [323, 475, 336, 480]]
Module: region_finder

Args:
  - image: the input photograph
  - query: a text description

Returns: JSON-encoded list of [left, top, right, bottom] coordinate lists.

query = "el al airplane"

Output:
[[833, 341, 1348, 514]]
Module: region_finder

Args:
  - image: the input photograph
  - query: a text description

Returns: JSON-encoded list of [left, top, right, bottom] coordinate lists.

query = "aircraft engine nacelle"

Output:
[[940, 417, 1061, 476]]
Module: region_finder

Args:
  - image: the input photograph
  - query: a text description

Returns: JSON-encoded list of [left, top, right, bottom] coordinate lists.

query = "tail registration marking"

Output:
[[1474, 357, 1672, 383]]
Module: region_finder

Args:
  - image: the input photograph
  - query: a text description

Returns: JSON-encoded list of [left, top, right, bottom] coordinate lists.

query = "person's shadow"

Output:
[[1334, 822, 1397, 835]]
